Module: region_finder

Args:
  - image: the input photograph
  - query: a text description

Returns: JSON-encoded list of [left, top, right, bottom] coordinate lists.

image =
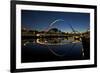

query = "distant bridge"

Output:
[[36, 19, 82, 41]]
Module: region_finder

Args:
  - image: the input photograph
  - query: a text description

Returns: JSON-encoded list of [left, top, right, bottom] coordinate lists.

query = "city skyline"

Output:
[[21, 10, 90, 33]]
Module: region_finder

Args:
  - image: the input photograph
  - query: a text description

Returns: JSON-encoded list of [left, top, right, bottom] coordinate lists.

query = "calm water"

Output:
[[21, 37, 85, 63]]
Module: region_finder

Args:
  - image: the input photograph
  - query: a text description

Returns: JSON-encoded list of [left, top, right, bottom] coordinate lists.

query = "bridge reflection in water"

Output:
[[21, 36, 89, 63]]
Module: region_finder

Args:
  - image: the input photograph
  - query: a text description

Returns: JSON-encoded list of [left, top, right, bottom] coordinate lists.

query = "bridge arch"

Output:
[[44, 19, 64, 32], [40, 19, 81, 57]]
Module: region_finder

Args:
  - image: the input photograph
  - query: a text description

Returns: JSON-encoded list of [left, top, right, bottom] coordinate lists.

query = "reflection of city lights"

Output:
[[45, 40, 47, 43], [24, 41, 29, 46], [82, 52, 84, 57], [24, 43, 26, 46], [82, 48, 84, 52]]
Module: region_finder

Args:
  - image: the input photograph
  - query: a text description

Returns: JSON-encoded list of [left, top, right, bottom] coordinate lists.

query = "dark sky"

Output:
[[21, 10, 90, 32]]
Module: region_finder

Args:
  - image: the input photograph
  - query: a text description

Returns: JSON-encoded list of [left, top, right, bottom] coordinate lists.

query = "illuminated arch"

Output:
[[44, 19, 64, 32], [42, 19, 79, 57]]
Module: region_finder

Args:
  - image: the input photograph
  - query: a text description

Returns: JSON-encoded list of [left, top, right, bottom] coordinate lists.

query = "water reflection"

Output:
[[22, 37, 81, 45], [22, 37, 83, 59]]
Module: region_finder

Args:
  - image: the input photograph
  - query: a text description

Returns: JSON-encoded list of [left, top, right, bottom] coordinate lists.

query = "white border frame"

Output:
[[16, 4, 95, 69]]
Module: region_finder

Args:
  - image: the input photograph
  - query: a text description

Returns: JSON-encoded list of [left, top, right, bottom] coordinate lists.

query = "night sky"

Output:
[[21, 10, 90, 32]]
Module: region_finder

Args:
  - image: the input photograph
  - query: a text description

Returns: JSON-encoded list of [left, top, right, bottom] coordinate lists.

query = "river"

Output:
[[21, 37, 88, 63]]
